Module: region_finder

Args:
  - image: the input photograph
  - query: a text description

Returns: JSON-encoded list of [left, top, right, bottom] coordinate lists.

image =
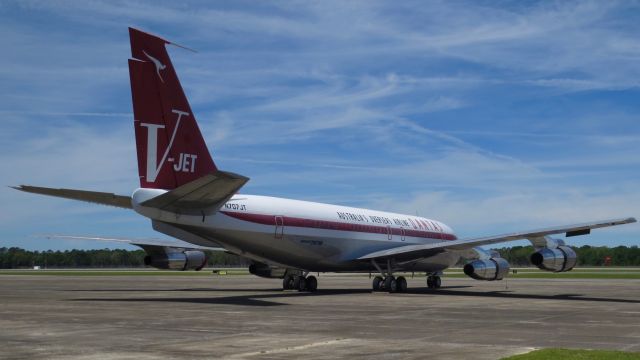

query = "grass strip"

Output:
[[443, 272, 640, 279], [502, 348, 640, 360]]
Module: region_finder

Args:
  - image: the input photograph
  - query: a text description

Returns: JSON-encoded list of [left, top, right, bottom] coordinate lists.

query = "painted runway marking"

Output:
[[227, 338, 353, 359]]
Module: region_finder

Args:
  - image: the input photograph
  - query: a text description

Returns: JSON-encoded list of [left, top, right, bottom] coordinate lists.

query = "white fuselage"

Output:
[[132, 188, 460, 272]]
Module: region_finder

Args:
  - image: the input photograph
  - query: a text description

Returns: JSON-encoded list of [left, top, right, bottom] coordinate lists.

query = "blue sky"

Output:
[[0, 1, 638, 251]]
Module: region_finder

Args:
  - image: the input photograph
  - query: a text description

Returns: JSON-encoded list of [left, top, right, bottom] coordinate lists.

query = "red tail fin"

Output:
[[128, 27, 216, 190]]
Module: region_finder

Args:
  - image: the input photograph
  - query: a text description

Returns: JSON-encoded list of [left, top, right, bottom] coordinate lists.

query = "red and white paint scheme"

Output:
[[15, 28, 636, 292]]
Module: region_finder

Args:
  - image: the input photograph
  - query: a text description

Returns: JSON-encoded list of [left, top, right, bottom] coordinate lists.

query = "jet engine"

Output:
[[144, 250, 207, 271], [463, 257, 510, 281], [530, 246, 577, 272], [248, 262, 287, 279]]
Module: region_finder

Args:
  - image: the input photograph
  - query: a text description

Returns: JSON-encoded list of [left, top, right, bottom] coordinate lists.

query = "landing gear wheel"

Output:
[[434, 276, 442, 289], [396, 276, 407, 292], [372, 276, 383, 291], [427, 275, 442, 289], [384, 276, 397, 293], [297, 276, 307, 291], [283, 275, 294, 290], [306, 275, 318, 292]]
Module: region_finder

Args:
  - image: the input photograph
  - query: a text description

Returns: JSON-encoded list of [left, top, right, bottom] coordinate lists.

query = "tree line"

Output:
[[0, 247, 250, 269], [1, 245, 639, 269], [493, 245, 640, 266]]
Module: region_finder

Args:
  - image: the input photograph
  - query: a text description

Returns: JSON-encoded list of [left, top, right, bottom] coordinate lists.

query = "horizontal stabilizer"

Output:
[[12, 185, 131, 209], [141, 170, 249, 215]]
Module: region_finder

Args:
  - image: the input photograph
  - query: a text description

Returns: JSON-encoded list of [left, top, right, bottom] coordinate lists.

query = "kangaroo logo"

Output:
[[140, 110, 197, 182], [143, 50, 167, 83]]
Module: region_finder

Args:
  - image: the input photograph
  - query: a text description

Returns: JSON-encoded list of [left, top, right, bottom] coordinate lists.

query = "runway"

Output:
[[1, 274, 639, 359]]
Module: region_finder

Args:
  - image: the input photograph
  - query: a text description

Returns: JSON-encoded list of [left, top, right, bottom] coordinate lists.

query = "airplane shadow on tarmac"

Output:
[[68, 286, 640, 307]]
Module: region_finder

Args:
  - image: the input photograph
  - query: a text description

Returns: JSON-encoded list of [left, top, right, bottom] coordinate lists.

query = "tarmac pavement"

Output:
[[1, 274, 639, 359]]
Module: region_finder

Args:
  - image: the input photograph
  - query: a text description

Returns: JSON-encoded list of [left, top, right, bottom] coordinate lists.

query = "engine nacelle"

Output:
[[530, 245, 577, 272], [144, 250, 207, 271], [248, 262, 287, 279], [464, 257, 510, 281]]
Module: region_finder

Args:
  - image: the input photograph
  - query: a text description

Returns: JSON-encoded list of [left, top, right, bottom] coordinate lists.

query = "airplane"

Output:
[[14, 28, 637, 293]]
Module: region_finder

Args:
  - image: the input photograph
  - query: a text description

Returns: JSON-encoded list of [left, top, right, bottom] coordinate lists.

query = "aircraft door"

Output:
[[275, 216, 284, 239]]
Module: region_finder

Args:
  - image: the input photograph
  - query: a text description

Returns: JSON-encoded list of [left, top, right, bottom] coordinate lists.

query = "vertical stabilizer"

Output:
[[128, 27, 216, 190]]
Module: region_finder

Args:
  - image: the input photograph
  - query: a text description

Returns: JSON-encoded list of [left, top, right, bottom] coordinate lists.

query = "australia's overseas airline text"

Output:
[[336, 211, 442, 231]]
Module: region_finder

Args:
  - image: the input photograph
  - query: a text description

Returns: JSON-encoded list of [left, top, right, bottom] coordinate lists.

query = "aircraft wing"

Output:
[[44, 235, 226, 251], [12, 185, 132, 209], [140, 170, 249, 216], [357, 217, 637, 261]]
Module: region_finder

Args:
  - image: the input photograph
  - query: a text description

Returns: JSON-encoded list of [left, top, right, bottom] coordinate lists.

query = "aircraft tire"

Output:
[[372, 276, 383, 291], [396, 276, 407, 292], [283, 275, 293, 290], [297, 276, 307, 291], [293, 275, 302, 290], [426, 276, 434, 289], [306, 276, 318, 292], [384, 276, 397, 293]]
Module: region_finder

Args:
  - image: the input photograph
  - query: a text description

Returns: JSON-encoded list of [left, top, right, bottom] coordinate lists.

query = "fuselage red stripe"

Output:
[[220, 211, 457, 241]]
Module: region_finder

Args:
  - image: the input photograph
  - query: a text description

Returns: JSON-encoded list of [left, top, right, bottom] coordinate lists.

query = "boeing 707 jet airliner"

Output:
[[14, 28, 636, 292]]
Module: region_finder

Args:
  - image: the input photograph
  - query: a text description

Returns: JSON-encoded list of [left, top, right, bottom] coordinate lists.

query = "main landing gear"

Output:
[[282, 273, 318, 292], [370, 259, 408, 293], [372, 275, 407, 293], [370, 259, 444, 292]]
